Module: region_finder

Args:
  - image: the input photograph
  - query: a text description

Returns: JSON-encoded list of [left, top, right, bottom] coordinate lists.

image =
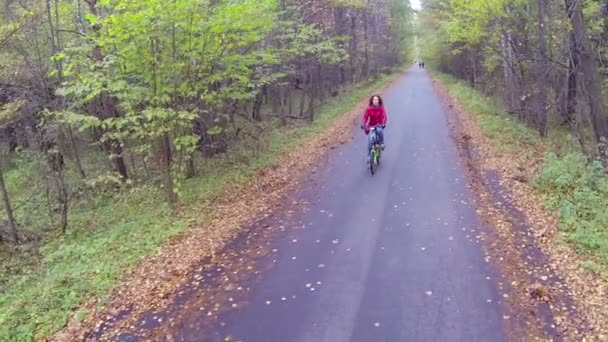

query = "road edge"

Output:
[[430, 75, 607, 341]]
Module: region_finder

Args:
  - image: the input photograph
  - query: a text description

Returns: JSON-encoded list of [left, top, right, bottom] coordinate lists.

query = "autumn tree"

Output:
[[420, 0, 608, 155]]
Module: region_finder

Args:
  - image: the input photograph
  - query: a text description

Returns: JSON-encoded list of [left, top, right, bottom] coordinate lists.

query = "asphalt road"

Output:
[[115, 68, 510, 341]]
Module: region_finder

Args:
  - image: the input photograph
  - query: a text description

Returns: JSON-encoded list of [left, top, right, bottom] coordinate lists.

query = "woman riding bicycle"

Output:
[[361, 94, 387, 159]]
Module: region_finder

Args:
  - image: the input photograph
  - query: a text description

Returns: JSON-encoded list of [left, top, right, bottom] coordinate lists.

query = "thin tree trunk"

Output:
[[307, 92, 315, 122], [307, 67, 315, 122], [279, 87, 287, 125], [45, 177, 54, 226], [536, 0, 548, 136], [142, 156, 151, 179], [470, 51, 477, 88], [272, 87, 280, 115], [317, 64, 324, 103], [288, 88, 293, 117], [104, 139, 129, 180], [350, 13, 358, 83], [500, 33, 517, 112], [299, 86, 306, 117], [159, 134, 176, 205], [67, 126, 86, 178], [567, 0, 608, 147], [86, 0, 130, 180], [363, 8, 370, 78], [186, 157, 195, 179], [55, 168, 68, 233], [251, 91, 263, 121], [0, 156, 18, 243], [563, 28, 577, 125]]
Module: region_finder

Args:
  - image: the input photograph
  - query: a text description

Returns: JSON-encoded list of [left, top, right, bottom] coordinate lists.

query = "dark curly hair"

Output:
[[369, 94, 383, 106]]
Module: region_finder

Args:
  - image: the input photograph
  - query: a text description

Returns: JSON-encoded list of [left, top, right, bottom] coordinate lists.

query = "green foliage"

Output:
[[0, 100, 25, 124], [0, 186, 184, 340], [434, 0, 528, 45], [534, 153, 608, 264], [270, 4, 348, 85], [330, 0, 366, 8], [54, 0, 281, 201], [387, 0, 414, 58], [434, 73, 541, 152]]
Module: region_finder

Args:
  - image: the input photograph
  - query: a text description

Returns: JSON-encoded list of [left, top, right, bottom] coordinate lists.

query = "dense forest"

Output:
[[0, 0, 411, 238], [0, 0, 413, 339], [419, 0, 608, 158]]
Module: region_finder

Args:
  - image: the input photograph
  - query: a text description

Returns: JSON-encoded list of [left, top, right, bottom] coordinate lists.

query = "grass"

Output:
[[435, 72, 608, 279], [0, 69, 404, 341]]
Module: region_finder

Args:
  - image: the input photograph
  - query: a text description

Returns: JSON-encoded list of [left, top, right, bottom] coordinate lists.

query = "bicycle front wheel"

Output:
[[370, 148, 377, 175]]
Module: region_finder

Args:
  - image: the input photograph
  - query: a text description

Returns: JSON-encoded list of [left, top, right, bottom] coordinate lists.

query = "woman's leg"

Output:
[[377, 127, 385, 146]]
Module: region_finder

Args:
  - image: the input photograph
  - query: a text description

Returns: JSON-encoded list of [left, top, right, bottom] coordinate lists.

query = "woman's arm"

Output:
[[381, 107, 387, 125], [361, 108, 370, 126]]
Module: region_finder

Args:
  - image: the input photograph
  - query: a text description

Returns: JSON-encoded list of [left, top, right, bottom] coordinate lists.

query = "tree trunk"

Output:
[[567, 0, 608, 147], [103, 139, 129, 180], [349, 13, 358, 83], [40, 131, 69, 233], [307, 67, 315, 122], [363, 8, 370, 78], [159, 134, 176, 205], [251, 91, 263, 121], [186, 158, 196, 179], [263, 85, 269, 105], [500, 33, 517, 113], [317, 64, 324, 103], [299, 84, 306, 117], [142, 156, 151, 179], [272, 87, 280, 116], [55, 167, 68, 234], [0, 156, 18, 243], [536, 0, 548, 136], [86, 0, 129, 180], [307, 92, 315, 122], [563, 27, 577, 125], [470, 51, 477, 88], [279, 87, 287, 125], [288, 88, 293, 117], [67, 125, 86, 178]]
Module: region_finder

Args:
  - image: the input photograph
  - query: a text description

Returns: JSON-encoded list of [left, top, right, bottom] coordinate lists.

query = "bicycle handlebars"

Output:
[[361, 124, 386, 129]]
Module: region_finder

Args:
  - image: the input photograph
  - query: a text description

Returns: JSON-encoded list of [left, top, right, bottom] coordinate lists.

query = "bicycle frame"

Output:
[[368, 126, 382, 174]]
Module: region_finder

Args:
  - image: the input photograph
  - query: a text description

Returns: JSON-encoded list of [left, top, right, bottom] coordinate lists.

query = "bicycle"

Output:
[[364, 125, 384, 175]]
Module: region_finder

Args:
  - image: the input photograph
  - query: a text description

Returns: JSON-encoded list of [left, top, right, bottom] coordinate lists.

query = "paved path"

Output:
[[115, 69, 509, 342]]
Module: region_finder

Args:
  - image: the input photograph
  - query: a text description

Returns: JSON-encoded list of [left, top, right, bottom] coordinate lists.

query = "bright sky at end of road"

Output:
[[410, 0, 421, 10]]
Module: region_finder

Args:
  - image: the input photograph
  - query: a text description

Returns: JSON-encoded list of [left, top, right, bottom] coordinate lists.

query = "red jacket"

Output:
[[361, 105, 387, 134]]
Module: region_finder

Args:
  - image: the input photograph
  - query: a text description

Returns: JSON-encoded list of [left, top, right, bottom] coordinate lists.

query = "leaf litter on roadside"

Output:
[[432, 78, 608, 340]]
